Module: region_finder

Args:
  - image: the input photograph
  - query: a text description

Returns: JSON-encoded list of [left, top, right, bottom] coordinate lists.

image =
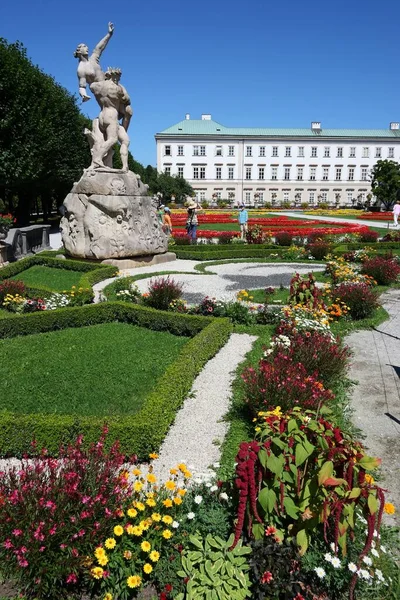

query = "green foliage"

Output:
[[0, 307, 232, 458], [9, 265, 84, 291], [370, 159, 400, 210], [176, 534, 252, 600], [0, 38, 91, 222], [174, 247, 285, 261]]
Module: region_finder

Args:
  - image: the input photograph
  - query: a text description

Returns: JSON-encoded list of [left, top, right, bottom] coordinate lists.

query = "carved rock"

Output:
[[61, 170, 168, 260]]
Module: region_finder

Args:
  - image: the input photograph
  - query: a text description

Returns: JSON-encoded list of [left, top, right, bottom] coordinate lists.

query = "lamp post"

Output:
[[317, 194, 322, 206]]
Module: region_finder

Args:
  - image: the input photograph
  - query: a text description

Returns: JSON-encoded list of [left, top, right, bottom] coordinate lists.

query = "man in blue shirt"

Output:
[[238, 204, 249, 240]]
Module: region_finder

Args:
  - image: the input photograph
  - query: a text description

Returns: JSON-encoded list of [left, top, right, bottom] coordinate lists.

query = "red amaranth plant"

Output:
[[142, 276, 183, 310], [0, 428, 132, 599], [361, 255, 400, 285], [289, 272, 324, 309], [334, 282, 379, 320], [0, 279, 26, 304]]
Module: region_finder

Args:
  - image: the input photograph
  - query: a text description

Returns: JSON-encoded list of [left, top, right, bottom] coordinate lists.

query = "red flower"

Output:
[[260, 571, 273, 584]]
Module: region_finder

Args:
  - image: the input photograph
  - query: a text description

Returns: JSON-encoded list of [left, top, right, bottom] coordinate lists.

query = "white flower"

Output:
[[358, 569, 371, 580], [363, 556, 372, 566], [172, 521, 180, 529], [375, 569, 384, 582], [330, 542, 336, 553], [210, 485, 218, 492], [348, 562, 358, 573], [219, 492, 229, 501], [187, 512, 195, 520], [324, 553, 333, 563], [314, 567, 326, 579], [380, 545, 387, 553], [213, 462, 220, 468], [331, 557, 341, 568], [205, 482, 212, 488], [371, 548, 379, 558], [194, 495, 203, 505], [194, 478, 203, 485]]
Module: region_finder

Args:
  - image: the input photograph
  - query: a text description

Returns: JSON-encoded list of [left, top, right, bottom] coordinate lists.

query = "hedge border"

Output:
[[0, 255, 118, 294], [0, 303, 232, 458], [333, 241, 400, 254], [172, 247, 288, 261]]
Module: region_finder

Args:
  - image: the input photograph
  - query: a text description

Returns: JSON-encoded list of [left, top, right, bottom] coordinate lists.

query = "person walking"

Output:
[[238, 204, 249, 240], [186, 200, 199, 243], [393, 200, 400, 227], [162, 206, 172, 236]]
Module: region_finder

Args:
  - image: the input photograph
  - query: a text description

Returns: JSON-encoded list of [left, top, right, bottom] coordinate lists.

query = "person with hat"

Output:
[[162, 206, 172, 236], [186, 199, 200, 243], [238, 204, 249, 240], [157, 204, 165, 224]]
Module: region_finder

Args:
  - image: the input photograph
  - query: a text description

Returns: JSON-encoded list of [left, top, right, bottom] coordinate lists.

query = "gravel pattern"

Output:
[[152, 333, 257, 481]]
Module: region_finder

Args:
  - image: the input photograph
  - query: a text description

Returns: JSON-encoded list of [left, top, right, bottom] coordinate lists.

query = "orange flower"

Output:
[[384, 502, 396, 515]]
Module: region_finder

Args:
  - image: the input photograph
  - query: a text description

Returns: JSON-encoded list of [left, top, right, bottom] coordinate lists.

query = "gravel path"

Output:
[[152, 333, 257, 481]]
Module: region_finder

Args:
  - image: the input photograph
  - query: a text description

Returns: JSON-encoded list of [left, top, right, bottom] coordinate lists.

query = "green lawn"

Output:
[[0, 322, 188, 416], [9, 265, 83, 291]]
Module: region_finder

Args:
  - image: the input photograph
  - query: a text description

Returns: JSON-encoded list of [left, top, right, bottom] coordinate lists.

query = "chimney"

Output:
[[311, 121, 321, 131], [390, 122, 399, 130], [185, 113, 190, 120], [201, 114, 212, 120]]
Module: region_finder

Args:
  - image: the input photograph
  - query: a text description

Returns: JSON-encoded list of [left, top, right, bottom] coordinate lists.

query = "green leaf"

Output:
[[252, 523, 265, 539], [368, 492, 379, 515], [295, 442, 309, 467], [318, 460, 333, 485], [190, 536, 204, 550], [258, 448, 268, 467], [348, 487, 361, 499], [358, 455, 381, 470], [258, 487, 277, 513], [266, 451, 284, 476], [296, 529, 309, 555], [283, 496, 300, 519], [287, 418, 298, 433]]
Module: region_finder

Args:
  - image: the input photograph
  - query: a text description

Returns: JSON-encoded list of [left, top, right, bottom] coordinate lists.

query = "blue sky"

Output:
[[2, 0, 399, 167]]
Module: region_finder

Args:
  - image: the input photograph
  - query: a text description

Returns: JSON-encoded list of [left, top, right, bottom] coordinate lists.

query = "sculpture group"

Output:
[[61, 23, 168, 261]]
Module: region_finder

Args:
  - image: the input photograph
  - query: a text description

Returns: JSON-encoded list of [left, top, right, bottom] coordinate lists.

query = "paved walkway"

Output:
[[269, 211, 393, 230], [347, 289, 400, 526]]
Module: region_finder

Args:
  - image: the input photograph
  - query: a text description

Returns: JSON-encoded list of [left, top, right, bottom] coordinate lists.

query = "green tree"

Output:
[[0, 39, 91, 224], [370, 160, 400, 210]]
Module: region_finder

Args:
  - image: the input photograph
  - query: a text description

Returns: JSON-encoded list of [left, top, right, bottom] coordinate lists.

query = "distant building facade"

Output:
[[155, 114, 400, 206]]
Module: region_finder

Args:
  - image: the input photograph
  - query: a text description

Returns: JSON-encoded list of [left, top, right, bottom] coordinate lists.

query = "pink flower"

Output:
[[66, 573, 78, 584], [12, 529, 22, 536], [4, 539, 13, 549], [18, 558, 28, 568], [81, 496, 91, 504]]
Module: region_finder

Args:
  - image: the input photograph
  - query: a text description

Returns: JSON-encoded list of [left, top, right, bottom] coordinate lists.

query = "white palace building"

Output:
[[155, 114, 400, 206]]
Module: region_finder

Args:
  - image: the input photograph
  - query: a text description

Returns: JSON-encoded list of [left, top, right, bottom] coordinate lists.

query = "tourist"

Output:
[[393, 200, 400, 227], [157, 204, 165, 224], [162, 206, 172, 236], [238, 204, 249, 240], [186, 200, 200, 243]]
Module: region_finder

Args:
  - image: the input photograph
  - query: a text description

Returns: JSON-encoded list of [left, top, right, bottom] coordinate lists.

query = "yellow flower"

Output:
[[149, 452, 159, 460], [177, 488, 187, 496], [178, 463, 187, 472], [163, 499, 173, 508], [152, 512, 161, 521], [91, 567, 104, 579], [146, 498, 156, 507], [147, 473, 157, 484], [124, 550, 132, 560], [104, 538, 116, 550], [134, 481, 143, 492], [98, 554, 109, 566], [132, 526, 143, 536], [149, 550, 160, 562], [143, 563, 153, 574], [136, 502, 145, 511], [183, 470, 192, 479], [132, 468, 142, 476], [384, 502, 396, 515], [127, 575, 142, 588], [126, 525, 134, 535], [141, 541, 151, 552], [104, 593, 113, 600], [169, 468, 178, 476], [173, 496, 182, 505], [365, 474, 374, 485], [140, 519, 150, 531], [162, 529, 172, 539], [162, 515, 173, 525], [94, 547, 106, 559], [165, 480, 176, 491], [113, 525, 124, 537], [127, 508, 138, 518]]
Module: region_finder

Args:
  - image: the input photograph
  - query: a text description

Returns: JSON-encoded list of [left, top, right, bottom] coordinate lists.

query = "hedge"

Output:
[[0, 255, 118, 294], [0, 306, 232, 458], [173, 247, 287, 261], [333, 241, 400, 255]]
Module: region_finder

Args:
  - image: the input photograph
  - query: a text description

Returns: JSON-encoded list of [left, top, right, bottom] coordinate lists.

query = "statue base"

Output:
[[60, 169, 168, 260], [102, 252, 176, 269]]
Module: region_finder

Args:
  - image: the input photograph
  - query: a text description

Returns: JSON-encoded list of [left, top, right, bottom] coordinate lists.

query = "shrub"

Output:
[[0, 279, 26, 304], [0, 428, 130, 599], [142, 276, 183, 310], [359, 229, 379, 243], [381, 231, 400, 242], [306, 240, 332, 260], [275, 231, 293, 246], [193, 296, 225, 317], [231, 408, 385, 562], [246, 224, 266, 244], [241, 353, 334, 415], [334, 282, 379, 320], [224, 301, 256, 325], [269, 327, 351, 388], [361, 256, 400, 285], [289, 272, 323, 308]]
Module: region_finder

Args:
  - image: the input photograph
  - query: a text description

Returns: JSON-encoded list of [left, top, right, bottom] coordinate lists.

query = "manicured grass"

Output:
[[0, 322, 188, 417], [9, 265, 83, 292]]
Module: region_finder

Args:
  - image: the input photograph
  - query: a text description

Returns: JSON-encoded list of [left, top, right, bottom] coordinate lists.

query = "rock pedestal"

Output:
[[60, 169, 168, 260]]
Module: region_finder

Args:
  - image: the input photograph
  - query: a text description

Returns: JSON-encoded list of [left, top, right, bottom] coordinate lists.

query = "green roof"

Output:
[[156, 119, 400, 138]]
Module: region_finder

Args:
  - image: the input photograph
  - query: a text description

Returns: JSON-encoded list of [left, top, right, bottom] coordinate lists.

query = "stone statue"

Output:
[[61, 23, 169, 262]]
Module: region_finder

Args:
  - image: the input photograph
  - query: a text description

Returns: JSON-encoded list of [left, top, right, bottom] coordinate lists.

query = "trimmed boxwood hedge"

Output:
[[333, 241, 400, 254], [0, 255, 118, 294], [173, 247, 287, 261], [0, 303, 232, 458]]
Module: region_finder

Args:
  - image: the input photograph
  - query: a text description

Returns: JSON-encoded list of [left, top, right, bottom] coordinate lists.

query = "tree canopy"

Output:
[[370, 160, 400, 210], [0, 38, 91, 223]]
